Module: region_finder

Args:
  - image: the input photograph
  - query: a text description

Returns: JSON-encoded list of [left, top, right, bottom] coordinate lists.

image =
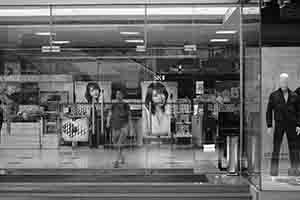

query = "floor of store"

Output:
[[0, 145, 220, 172], [261, 158, 300, 190]]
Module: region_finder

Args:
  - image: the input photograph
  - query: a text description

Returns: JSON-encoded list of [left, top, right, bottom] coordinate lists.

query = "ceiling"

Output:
[[0, 5, 259, 50], [0, 4, 259, 67], [0, 0, 241, 6], [0, 3, 260, 82]]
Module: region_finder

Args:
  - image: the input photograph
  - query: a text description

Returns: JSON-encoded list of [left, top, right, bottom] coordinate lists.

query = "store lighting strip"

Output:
[[210, 39, 229, 42], [216, 30, 237, 34], [125, 39, 144, 43], [35, 32, 56, 36], [51, 40, 70, 44], [0, 7, 234, 17], [120, 31, 140, 35]]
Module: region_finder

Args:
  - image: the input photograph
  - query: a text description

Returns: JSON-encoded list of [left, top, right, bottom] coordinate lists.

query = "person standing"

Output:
[[107, 89, 132, 168], [266, 73, 300, 177], [0, 100, 3, 136], [85, 82, 102, 148]]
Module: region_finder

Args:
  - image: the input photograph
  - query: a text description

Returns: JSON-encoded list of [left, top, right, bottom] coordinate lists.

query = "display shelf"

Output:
[[173, 98, 192, 144], [42, 100, 60, 135]]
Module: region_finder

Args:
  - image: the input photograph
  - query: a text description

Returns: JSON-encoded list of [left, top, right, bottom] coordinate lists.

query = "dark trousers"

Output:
[[0, 120, 2, 134], [271, 123, 300, 176], [89, 117, 106, 147], [89, 132, 98, 148], [0, 111, 3, 134]]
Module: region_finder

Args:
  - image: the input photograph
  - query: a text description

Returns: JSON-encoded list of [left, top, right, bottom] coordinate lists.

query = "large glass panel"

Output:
[[50, 4, 149, 169], [241, 1, 261, 189], [0, 3, 244, 172], [146, 4, 241, 172], [261, 0, 300, 191], [0, 5, 53, 168]]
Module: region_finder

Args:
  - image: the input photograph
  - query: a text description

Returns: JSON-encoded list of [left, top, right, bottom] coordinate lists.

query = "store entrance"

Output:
[[0, 3, 241, 173]]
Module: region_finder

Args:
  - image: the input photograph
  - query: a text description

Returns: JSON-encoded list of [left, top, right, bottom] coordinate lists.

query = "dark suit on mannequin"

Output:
[[0, 101, 3, 135], [266, 88, 300, 176], [294, 87, 300, 167]]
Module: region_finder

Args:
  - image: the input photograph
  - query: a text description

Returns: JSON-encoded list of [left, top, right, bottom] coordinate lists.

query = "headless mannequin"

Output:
[[267, 73, 300, 176]]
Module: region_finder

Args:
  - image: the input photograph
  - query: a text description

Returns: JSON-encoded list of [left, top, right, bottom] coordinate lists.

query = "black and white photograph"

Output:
[[0, 0, 299, 200]]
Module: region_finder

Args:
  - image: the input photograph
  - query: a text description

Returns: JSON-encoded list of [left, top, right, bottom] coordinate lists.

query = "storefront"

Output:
[[1, 0, 300, 196]]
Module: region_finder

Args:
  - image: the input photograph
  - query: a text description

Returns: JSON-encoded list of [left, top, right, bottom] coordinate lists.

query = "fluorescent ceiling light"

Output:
[[136, 45, 146, 52], [210, 39, 229, 42], [0, 7, 232, 17], [41, 46, 60, 53], [216, 30, 237, 34], [0, 8, 50, 17], [120, 32, 140, 35], [148, 7, 230, 16], [51, 40, 70, 44], [35, 32, 56, 36], [125, 39, 144, 43], [243, 7, 260, 15]]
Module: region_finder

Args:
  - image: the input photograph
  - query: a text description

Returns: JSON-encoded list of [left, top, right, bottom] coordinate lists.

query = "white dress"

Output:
[[143, 106, 170, 136]]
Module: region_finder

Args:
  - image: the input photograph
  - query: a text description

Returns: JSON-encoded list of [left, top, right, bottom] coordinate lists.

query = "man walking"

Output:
[[107, 89, 132, 168], [0, 100, 3, 136]]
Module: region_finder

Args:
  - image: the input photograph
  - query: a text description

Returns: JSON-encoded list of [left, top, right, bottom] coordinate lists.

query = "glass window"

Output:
[[0, 3, 245, 175]]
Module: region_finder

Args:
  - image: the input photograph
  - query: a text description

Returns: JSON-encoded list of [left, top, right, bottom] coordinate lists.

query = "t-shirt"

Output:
[[111, 102, 130, 130]]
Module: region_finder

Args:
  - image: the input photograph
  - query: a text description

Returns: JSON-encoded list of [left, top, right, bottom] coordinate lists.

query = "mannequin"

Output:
[[266, 73, 300, 176], [0, 100, 3, 135]]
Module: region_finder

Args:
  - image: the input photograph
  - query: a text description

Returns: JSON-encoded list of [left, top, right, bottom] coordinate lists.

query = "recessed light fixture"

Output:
[[120, 32, 140, 35], [136, 45, 146, 52], [35, 32, 56, 36], [51, 40, 70, 44], [216, 30, 237, 34], [210, 39, 229, 42], [41, 46, 61, 53], [125, 39, 144, 43]]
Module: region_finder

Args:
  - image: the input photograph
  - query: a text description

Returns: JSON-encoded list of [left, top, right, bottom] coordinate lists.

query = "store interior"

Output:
[[3, 1, 300, 191], [0, 4, 249, 173]]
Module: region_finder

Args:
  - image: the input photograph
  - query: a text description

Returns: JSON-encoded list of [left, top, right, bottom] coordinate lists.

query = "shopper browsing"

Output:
[[0, 100, 3, 136]]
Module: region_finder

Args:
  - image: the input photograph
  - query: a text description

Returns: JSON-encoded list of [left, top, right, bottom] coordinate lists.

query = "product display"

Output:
[[141, 81, 178, 137], [62, 118, 89, 142], [266, 74, 300, 176], [75, 81, 111, 103], [174, 98, 192, 145]]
